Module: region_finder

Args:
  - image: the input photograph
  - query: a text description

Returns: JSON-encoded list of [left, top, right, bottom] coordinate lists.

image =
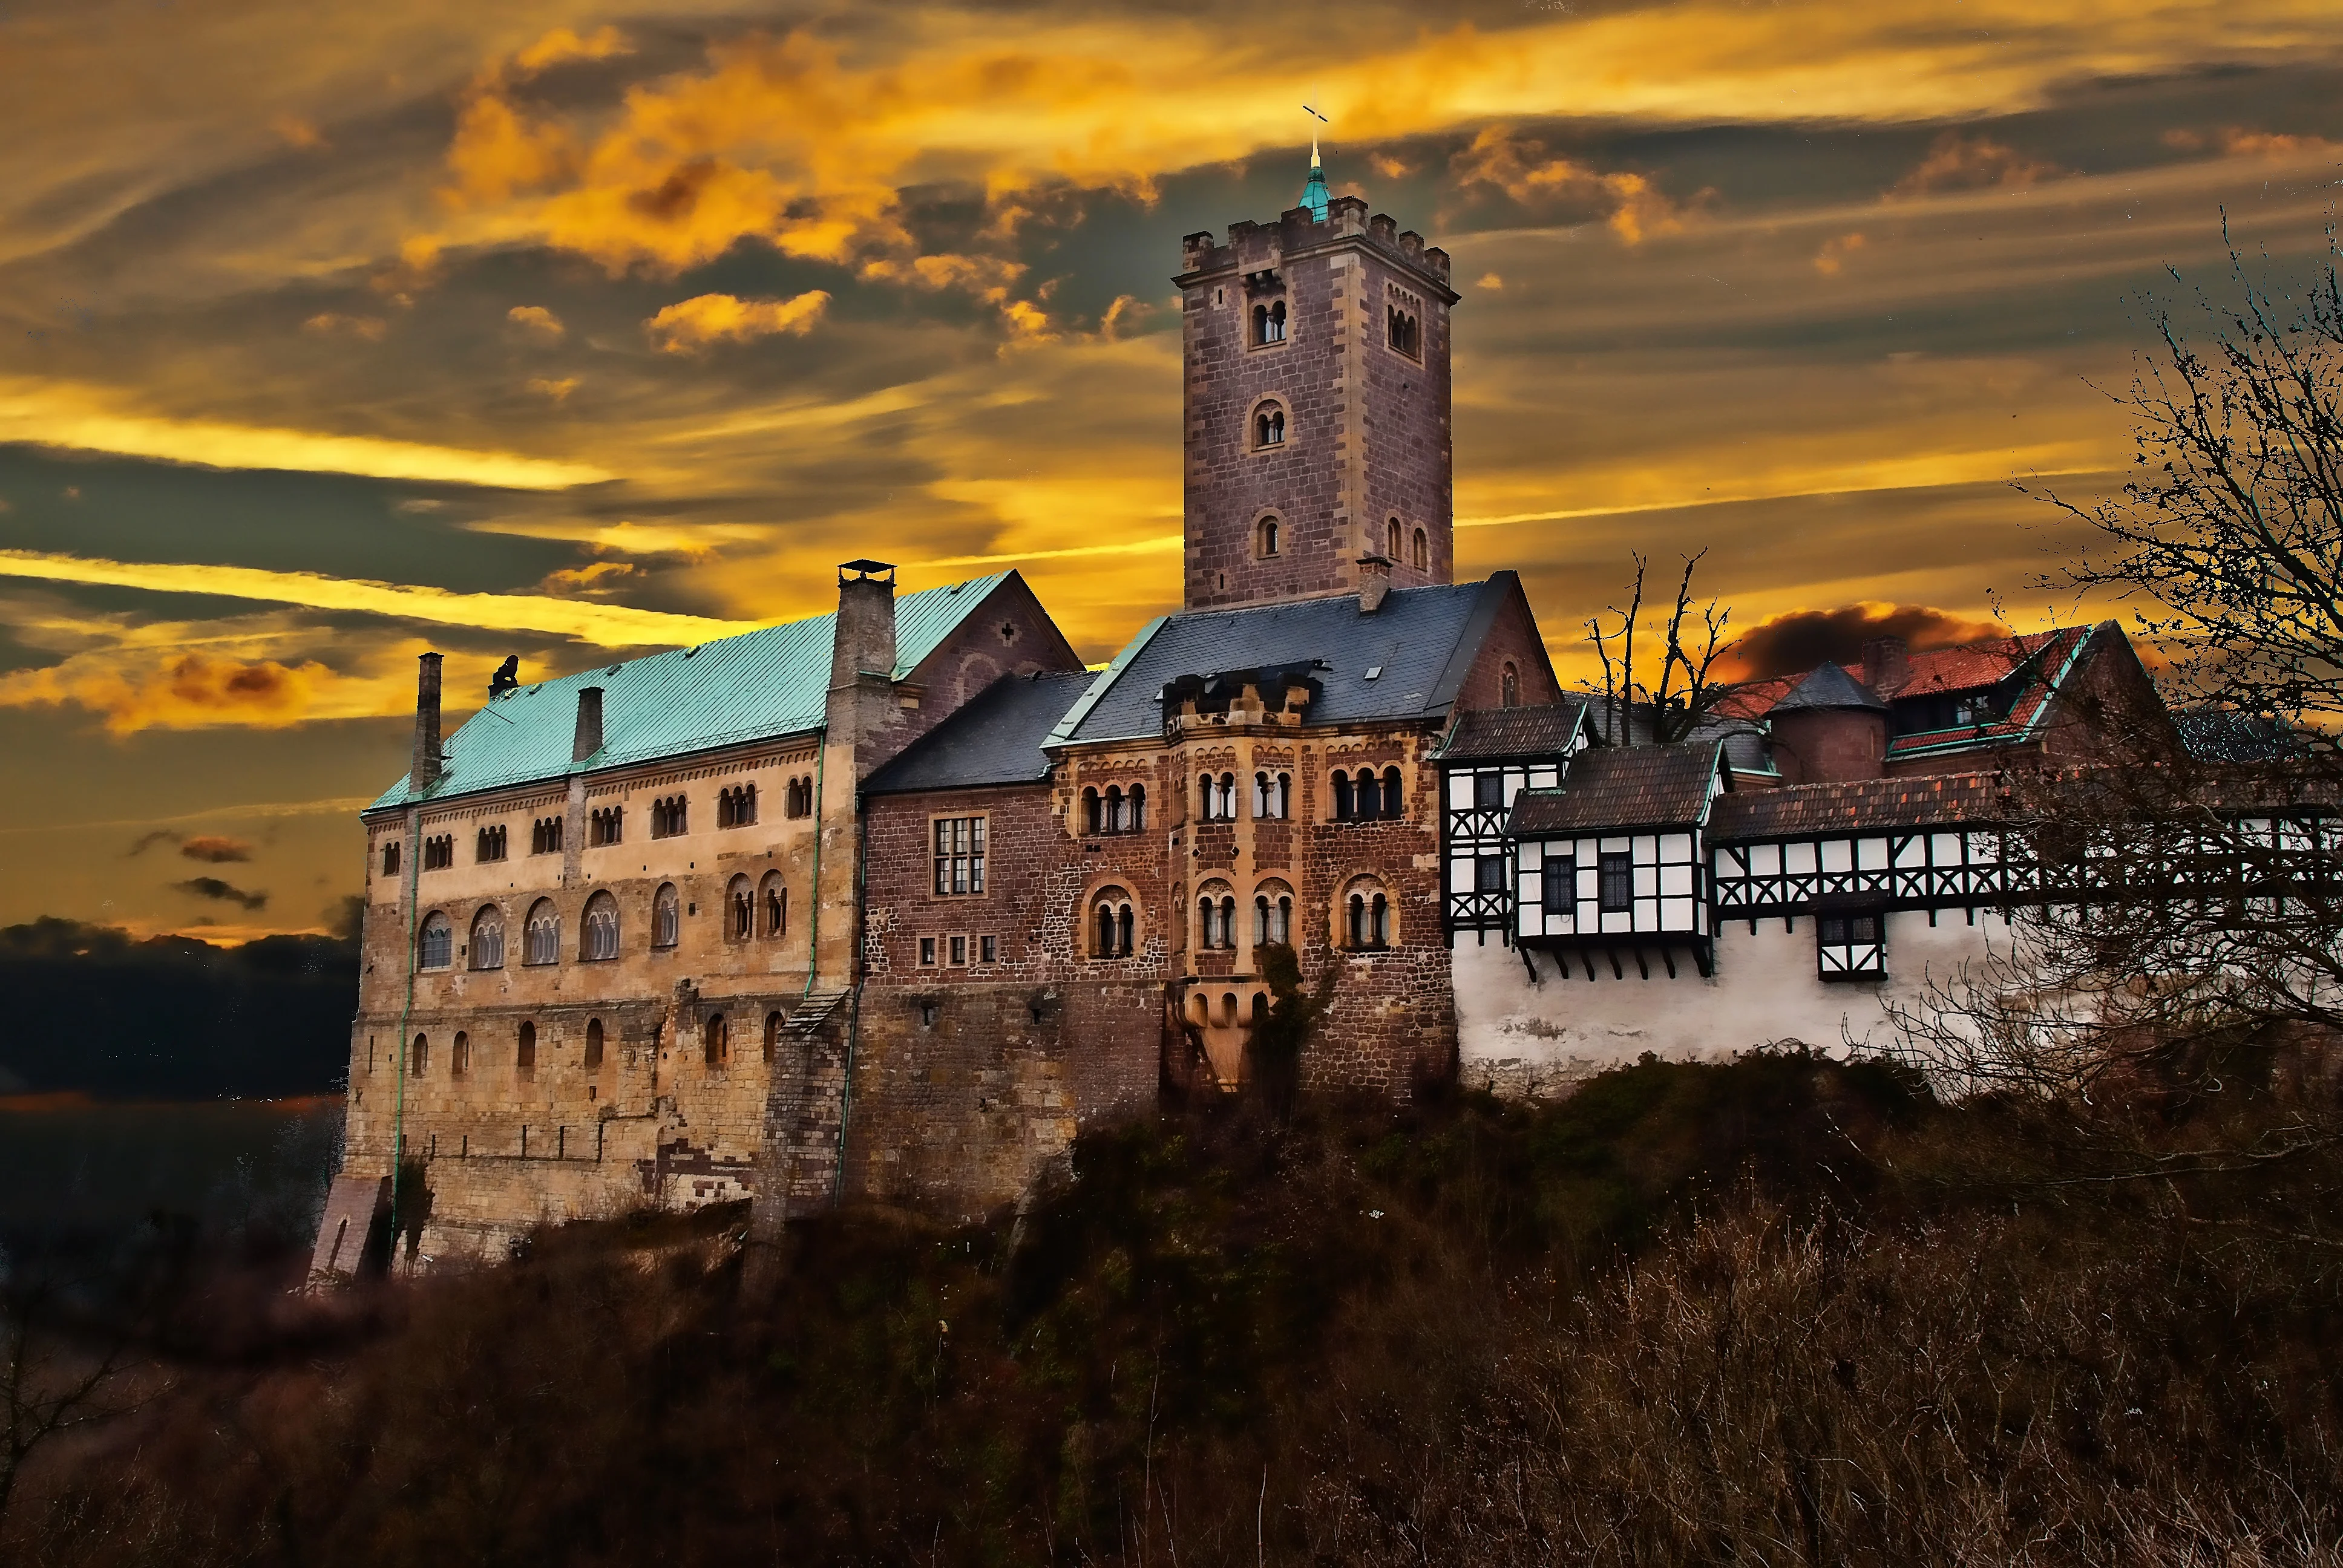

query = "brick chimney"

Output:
[[571, 686, 604, 763], [1357, 554, 1392, 614], [1862, 635, 1911, 697], [410, 652, 442, 792], [827, 559, 902, 780]]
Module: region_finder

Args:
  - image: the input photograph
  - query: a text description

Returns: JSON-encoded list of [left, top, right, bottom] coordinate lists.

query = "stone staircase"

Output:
[[752, 985, 859, 1232]]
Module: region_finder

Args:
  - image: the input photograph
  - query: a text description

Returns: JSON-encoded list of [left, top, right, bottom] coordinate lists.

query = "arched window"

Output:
[[1105, 786, 1126, 833], [1254, 403, 1286, 448], [584, 1017, 605, 1070], [761, 872, 787, 937], [1083, 787, 1102, 834], [650, 794, 687, 838], [1254, 878, 1295, 947], [1381, 766, 1404, 820], [523, 900, 559, 965], [1501, 662, 1520, 708], [1388, 517, 1402, 558], [764, 1010, 782, 1063], [1342, 879, 1396, 950], [1354, 768, 1381, 820], [517, 1019, 537, 1074], [1332, 771, 1354, 820], [1217, 774, 1237, 819], [1250, 771, 1289, 819], [418, 912, 451, 970], [703, 1013, 727, 1067], [1412, 528, 1429, 570], [410, 1033, 428, 1077], [726, 875, 752, 942], [784, 776, 814, 818], [451, 1030, 471, 1077], [469, 906, 505, 970], [1090, 886, 1136, 958], [652, 883, 680, 948], [1128, 784, 1146, 832], [717, 782, 757, 828], [1253, 298, 1286, 344], [1258, 515, 1280, 558], [1196, 880, 1237, 950], [582, 890, 620, 960]]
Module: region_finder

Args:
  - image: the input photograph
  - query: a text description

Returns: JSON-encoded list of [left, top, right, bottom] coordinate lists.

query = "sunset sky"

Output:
[[3, 0, 2341, 937]]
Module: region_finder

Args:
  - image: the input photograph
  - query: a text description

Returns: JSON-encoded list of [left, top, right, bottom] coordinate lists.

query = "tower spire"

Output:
[[1298, 138, 1329, 221]]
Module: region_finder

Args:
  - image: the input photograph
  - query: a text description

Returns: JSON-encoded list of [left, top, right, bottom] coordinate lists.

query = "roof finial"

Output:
[[1300, 103, 1332, 221]]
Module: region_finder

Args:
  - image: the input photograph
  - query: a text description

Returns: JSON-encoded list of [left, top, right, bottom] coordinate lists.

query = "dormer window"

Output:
[[1252, 299, 1287, 344], [1253, 403, 1286, 449]]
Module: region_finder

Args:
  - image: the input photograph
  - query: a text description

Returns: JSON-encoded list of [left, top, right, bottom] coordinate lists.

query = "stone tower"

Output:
[[1174, 149, 1459, 612]]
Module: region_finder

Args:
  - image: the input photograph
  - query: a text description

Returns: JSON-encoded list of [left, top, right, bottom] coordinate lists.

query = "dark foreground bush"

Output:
[[8, 1050, 2340, 1566]]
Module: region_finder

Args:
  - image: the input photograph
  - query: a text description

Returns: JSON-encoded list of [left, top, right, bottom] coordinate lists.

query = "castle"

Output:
[[310, 158, 2170, 1275]]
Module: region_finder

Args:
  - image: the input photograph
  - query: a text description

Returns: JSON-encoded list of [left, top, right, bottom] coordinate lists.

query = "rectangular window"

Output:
[[979, 935, 997, 964], [1541, 856, 1575, 910], [918, 936, 937, 967], [933, 816, 986, 895], [949, 934, 968, 966], [1817, 909, 1888, 981], [1475, 855, 1507, 893], [1598, 852, 1633, 912], [1473, 771, 1505, 810]]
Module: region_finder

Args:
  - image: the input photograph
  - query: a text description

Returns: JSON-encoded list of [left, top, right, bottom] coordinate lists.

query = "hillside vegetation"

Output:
[[8, 1049, 2342, 1566]]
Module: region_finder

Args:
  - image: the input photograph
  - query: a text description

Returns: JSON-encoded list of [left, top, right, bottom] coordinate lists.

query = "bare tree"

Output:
[[1588, 551, 1734, 745], [0, 1276, 142, 1524]]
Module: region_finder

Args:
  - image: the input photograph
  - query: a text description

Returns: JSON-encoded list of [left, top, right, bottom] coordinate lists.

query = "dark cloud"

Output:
[[1717, 604, 2011, 682], [173, 877, 269, 911], [180, 835, 255, 863], [126, 828, 179, 856]]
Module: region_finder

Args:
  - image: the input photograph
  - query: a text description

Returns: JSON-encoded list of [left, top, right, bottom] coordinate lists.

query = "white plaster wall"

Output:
[[1453, 908, 2016, 1095]]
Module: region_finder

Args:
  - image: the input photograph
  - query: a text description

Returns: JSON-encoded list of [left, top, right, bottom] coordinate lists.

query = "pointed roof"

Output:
[[1768, 661, 1887, 714], [1297, 141, 1330, 222]]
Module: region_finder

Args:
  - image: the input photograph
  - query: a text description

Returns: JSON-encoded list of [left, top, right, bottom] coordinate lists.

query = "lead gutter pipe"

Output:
[[388, 805, 422, 1270]]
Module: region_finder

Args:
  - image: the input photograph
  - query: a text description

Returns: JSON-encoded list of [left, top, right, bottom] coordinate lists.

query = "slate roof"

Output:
[[863, 670, 1096, 795], [367, 573, 1014, 812], [2174, 708, 2307, 764], [1435, 700, 1590, 761], [1507, 743, 1726, 837], [1769, 662, 1887, 713], [1053, 578, 1515, 746], [1576, 695, 1775, 777], [1709, 772, 2009, 840]]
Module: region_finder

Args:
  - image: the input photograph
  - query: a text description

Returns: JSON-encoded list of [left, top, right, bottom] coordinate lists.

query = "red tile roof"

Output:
[[1507, 744, 1725, 836], [1709, 771, 2010, 839]]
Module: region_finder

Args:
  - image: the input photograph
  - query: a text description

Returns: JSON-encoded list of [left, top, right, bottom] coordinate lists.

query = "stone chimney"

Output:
[[571, 686, 604, 763], [1862, 635, 1911, 697], [1357, 554, 1392, 614], [827, 559, 903, 781], [410, 652, 443, 792]]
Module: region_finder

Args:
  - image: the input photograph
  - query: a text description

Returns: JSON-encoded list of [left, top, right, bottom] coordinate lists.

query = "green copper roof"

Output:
[[1298, 143, 1330, 221], [367, 573, 1012, 812]]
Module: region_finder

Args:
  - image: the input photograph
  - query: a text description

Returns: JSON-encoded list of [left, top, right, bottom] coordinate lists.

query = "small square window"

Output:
[[949, 934, 968, 966], [979, 935, 997, 964], [1475, 855, 1507, 892], [1473, 771, 1505, 810], [918, 936, 937, 967]]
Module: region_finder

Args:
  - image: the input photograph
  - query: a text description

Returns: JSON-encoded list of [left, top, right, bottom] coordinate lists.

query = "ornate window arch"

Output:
[[468, 905, 505, 970], [761, 871, 788, 938], [1088, 883, 1137, 958], [418, 911, 452, 971], [726, 874, 753, 942], [581, 890, 620, 961], [1339, 874, 1396, 950], [1250, 399, 1286, 449], [1253, 877, 1296, 947], [652, 882, 680, 949], [1196, 878, 1237, 950], [1253, 769, 1290, 819], [523, 899, 560, 965]]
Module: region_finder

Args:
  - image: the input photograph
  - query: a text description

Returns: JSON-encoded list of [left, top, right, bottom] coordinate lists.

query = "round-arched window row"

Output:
[[1080, 783, 1147, 836], [1252, 298, 1286, 345], [1343, 879, 1395, 950], [1253, 402, 1286, 449], [1090, 886, 1137, 958], [1254, 879, 1296, 947], [1196, 880, 1238, 950], [1329, 766, 1407, 822]]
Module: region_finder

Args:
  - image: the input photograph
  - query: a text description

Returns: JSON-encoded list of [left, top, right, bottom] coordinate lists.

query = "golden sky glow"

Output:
[[3, 0, 2342, 933]]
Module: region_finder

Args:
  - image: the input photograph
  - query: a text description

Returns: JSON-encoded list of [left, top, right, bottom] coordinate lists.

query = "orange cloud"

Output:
[[0, 651, 332, 733], [1717, 603, 2010, 682], [180, 835, 254, 863], [270, 114, 326, 151], [507, 304, 565, 339], [1886, 132, 2065, 200], [1813, 232, 1866, 274], [540, 561, 639, 594], [526, 376, 578, 402], [301, 313, 386, 341], [513, 25, 630, 77], [2218, 127, 2342, 158], [1449, 127, 1690, 244], [444, 93, 578, 207], [858, 252, 1026, 301], [645, 290, 831, 353]]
